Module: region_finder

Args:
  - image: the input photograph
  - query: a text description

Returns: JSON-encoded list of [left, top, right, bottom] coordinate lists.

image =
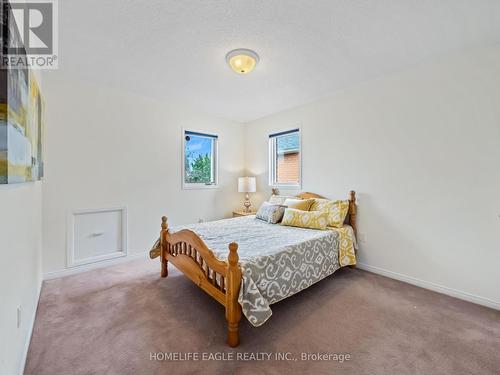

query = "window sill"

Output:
[[270, 183, 302, 190], [182, 184, 219, 190]]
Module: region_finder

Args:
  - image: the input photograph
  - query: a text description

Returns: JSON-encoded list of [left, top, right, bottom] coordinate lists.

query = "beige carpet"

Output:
[[25, 259, 500, 375]]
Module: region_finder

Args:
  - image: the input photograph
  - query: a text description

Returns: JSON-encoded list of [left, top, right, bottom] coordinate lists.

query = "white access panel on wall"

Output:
[[67, 207, 128, 267]]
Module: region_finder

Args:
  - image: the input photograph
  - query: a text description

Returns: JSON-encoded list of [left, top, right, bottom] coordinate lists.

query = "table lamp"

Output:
[[238, 177, 256, 212]]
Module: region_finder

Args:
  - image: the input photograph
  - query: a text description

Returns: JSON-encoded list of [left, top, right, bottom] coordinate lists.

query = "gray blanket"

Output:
[[173, 216, 346, 326]]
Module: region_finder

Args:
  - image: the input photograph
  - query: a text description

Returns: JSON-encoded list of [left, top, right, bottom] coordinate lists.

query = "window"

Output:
[[183, 130, 218, 189], [269, 128, 301, 188]]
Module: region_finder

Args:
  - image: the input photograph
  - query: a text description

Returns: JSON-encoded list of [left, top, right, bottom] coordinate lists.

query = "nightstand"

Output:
[[233, 211, 256, 218]]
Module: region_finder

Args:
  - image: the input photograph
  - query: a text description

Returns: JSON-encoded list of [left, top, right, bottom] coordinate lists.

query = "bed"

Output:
[[149, 190, 357, 347]]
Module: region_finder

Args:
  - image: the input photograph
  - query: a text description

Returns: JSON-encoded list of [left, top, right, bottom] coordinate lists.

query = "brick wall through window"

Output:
[[277, 152, 299, 184]]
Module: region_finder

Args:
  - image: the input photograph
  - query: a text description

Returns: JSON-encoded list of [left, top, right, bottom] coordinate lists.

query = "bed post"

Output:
[[225, 242, 242, 347], [348, 191, 357, 237], [160, 216, 169, 278]]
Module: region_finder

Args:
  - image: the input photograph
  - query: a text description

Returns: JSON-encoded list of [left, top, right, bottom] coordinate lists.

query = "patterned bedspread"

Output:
[[172, 216, 356, 327]]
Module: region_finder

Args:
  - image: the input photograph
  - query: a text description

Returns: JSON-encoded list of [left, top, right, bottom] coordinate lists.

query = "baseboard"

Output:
[[19, 279, 42, 375], [356, 262, 500, 310], [43, 251, 149, 280]]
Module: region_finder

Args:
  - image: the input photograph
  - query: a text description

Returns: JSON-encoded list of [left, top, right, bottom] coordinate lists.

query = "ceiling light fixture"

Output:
[[226, 48, 259, 74]]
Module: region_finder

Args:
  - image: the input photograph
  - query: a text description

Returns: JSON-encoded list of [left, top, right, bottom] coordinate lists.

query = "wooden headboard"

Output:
[[271, 188, 357, 236]]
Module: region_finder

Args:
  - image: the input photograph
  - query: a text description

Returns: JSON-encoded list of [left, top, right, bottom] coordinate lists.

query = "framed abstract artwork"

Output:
[[0, 1, 45, 184]]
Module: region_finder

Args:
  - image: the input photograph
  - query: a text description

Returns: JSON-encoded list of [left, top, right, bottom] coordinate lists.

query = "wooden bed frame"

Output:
[[149, 190, 357, 347]]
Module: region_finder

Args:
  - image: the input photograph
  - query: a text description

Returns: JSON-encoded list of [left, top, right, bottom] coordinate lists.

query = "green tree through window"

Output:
[[184, 131, 217, 185]]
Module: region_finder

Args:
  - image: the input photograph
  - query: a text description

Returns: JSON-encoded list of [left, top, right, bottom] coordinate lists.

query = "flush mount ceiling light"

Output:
[[226, 48, 259, 74]]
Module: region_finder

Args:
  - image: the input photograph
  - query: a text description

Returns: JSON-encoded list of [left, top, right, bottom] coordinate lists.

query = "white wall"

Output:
[[41, 74, 245, 274], [0, 65, 43, 375], [0, 183, 42, 375], [244, 45, 500, 307], [38, 45, 500, 307]]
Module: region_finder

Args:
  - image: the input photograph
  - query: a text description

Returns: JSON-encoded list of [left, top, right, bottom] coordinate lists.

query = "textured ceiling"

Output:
[[58, 0, 500, 122]]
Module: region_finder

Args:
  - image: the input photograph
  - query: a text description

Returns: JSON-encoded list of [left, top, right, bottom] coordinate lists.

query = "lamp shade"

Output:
[[238, 177, 256, 193]]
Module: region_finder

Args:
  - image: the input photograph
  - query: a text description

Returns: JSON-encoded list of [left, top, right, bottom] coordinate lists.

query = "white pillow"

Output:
[[268, 194, 296, 205]]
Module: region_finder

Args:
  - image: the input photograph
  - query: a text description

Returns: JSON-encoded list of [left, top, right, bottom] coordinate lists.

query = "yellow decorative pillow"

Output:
[[283, 198, 314, 211], [281, 208, 328, 230], [310, 199, 350, 228]]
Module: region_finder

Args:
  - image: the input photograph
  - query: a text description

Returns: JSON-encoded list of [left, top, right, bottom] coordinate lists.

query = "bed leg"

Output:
[[226, 242, 242, 347], [160, 216, 169, 278], [161, 256, 168, 278], [227, 319, 240, 348]]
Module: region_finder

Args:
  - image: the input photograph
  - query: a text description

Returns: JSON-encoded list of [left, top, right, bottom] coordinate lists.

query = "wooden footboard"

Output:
[[149, 217, 242, 347]]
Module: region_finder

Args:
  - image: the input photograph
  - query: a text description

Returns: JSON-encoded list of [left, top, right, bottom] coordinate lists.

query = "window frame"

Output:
[[182, 129, 219, 190], [268, 127, 302, 189]]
